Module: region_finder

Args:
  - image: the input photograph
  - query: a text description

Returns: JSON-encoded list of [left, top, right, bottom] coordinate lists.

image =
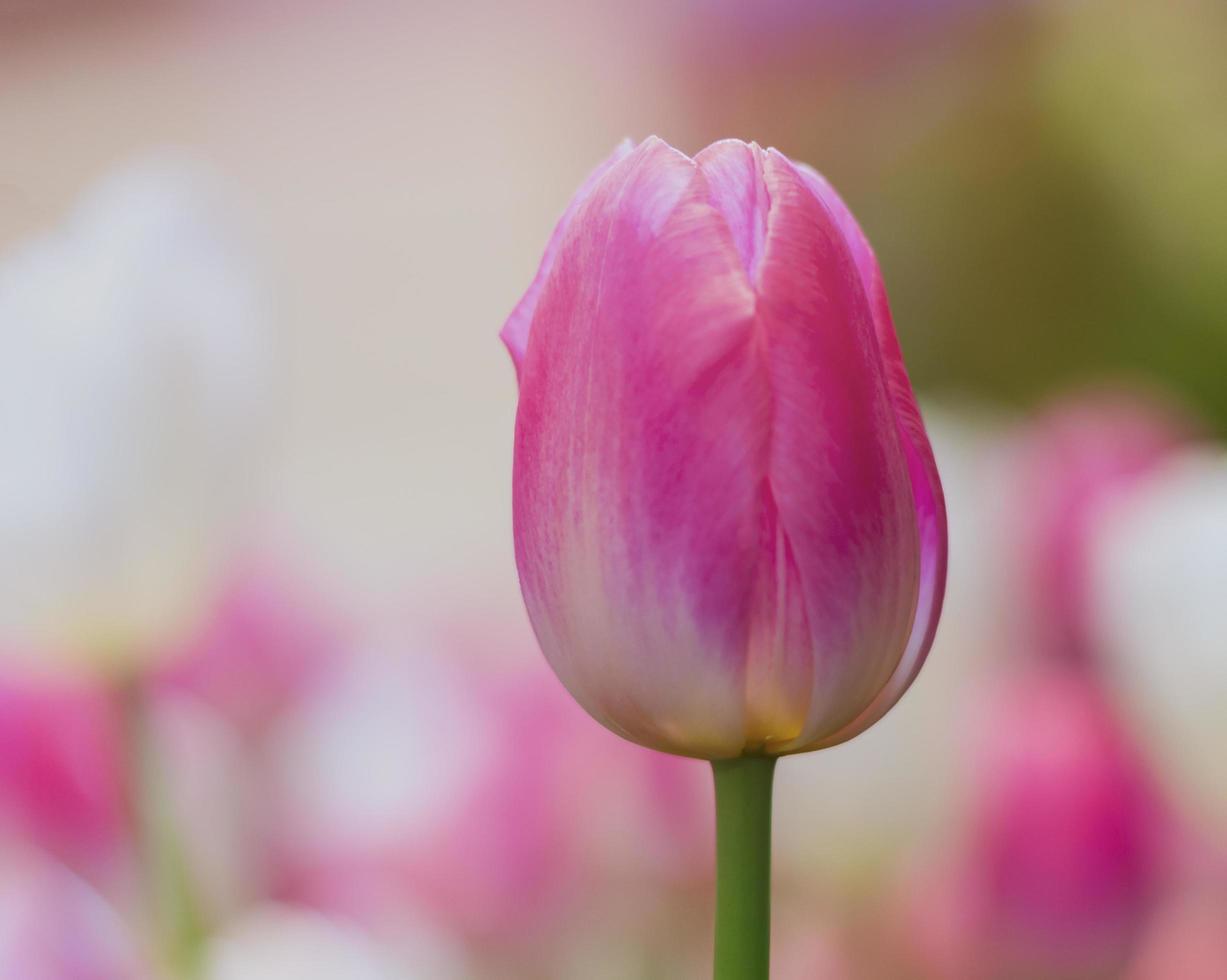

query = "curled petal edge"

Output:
[[499, 139, 636, 379]]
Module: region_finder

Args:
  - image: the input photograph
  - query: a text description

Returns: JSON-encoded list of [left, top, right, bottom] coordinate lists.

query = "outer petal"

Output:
[[499, 140, 635, 378], [735, 152, 922, 754], [512, 138, 767, 758], [787, 159, 948, 750]]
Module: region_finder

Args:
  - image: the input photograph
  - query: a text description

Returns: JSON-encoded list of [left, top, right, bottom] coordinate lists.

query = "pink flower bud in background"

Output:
[[502, 137, 946, 759], [1003, 390, 1190, 664], [968, 667, 1165, 973], [0, 668, 126, 882], [898, 665, 1166, 979], [155, 559, 342, 738]]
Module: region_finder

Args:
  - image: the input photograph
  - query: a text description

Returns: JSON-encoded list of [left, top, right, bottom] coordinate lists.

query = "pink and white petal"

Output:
[[784, 158, 947, 750], [513, 138, 765, 758], [695, 139, 771, 282], [499, 140, 635, 378], [755, 151, 922, 753]]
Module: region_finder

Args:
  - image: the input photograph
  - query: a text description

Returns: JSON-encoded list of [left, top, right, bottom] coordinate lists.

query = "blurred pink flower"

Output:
[[504, 136, 946, 760], [267, 630, 709, 950], [899, 665, 1167, 978], [0, 668, 127, 882], [155, 559, 343, 738], [1004, 390, 1191, 664]]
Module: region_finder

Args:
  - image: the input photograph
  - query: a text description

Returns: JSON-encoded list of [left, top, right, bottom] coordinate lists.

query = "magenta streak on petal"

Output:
[[787, 160, 948, 750], [499, 139, 636, 380]]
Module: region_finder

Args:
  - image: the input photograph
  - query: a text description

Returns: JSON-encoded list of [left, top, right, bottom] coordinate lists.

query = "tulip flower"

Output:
[[896, 665, 1165, 979], [0, 158, 268, 670], [502, 137, 946, 978]]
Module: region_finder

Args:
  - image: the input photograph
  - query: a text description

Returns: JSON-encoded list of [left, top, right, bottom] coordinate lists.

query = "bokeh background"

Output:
[[1, 1, 1225, 977]]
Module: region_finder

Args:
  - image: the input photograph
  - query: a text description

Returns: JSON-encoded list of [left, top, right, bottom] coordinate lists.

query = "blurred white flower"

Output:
[[203, 905, 462, 980], [0, 157, 268, 667], [271, 643, 491, 855], [1089, 448, 1227, 825]]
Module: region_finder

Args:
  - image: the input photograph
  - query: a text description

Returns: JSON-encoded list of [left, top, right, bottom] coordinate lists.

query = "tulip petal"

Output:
[[786, 160, 949, 750], [694, 139, 771, 282], [513, 138, 768, 758], [500, 140, 635, 379], [751, 151, 924, 753]]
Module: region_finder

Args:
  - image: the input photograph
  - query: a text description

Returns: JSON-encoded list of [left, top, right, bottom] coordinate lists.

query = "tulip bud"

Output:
[[502, 137, 946, 759], [897, 665, 1165, 980]]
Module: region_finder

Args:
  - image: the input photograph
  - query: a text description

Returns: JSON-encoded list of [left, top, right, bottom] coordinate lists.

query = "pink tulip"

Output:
[[502, 137, 946, 759], [898, 665, 1166, 979], [0, 668, 127, 882], [1004, 391, 1190, 664]]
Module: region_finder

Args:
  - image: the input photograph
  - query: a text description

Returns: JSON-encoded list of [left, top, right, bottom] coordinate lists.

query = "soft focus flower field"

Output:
[[1, 1, 1224, 977]]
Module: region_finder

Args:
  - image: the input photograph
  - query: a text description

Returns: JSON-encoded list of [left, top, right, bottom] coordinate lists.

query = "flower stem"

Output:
[[712, 755, 776, 980], [116, 677, 207, 979]]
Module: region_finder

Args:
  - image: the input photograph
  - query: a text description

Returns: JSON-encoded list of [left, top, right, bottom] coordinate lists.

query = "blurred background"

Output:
[[1, 0, 1225, 977]]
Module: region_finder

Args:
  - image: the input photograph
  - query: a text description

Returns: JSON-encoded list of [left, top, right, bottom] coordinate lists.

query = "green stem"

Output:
[[117, 678, 208, 979], [712, 755, 776, 980]]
